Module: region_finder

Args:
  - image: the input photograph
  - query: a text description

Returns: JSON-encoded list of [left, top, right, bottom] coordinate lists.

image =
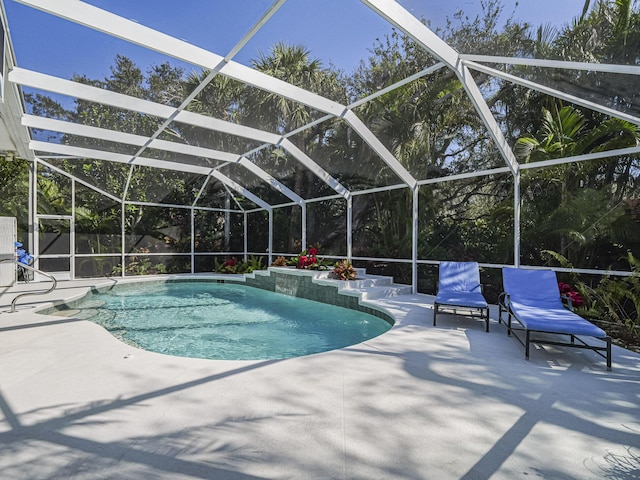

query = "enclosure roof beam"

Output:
[[224, 0, 288, 63], [192, 175, 212, 208], [348, 62, 446, 110], [459, 55, 640, 76], [23, 114, 303, 205], [10, 68, 347, 197], [238, 157, 304, 205], [15, 0, 346, 116], [16, 0, 418, 189], [10, 68, 281, 144], [36, 158, 122, 203], [518, 146, 640, 170], [361, 0, 520, 176], [210, 170, 271, 211], [342, 110, 417, 189], [278, 138, 350, 199], [464, 60, 640, 126], [29, 140, 212, 175], [417, 167, 512, 186], [30, 140, 214, 175], [22, 115, 241, 164], [30, 140, 271, 210]]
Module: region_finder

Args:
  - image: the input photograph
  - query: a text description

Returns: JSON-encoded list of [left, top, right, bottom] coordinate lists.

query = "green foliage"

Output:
[[0, 157, 30, 238], [111, 255, 168, 276], [244, 255, 266, 273], [517, 103, 640, 268], [213, 256, 266, 274], [578, 251, 640, 348], [543, 250, 640, 349]]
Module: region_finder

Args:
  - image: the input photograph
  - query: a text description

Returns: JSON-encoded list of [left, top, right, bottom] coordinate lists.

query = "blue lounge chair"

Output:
[[433, 261, 490, 332], [499, 268, 611, 369]]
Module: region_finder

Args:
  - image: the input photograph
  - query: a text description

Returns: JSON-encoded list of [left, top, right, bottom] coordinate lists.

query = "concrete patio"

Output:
[[1, 277, 639, 479]]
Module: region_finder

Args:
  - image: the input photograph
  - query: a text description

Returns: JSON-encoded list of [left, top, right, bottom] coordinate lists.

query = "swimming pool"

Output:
[[64, 281, 393, 360]]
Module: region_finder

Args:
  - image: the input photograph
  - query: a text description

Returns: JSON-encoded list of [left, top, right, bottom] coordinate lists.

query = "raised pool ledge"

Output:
[[229, 267, 397, 326]]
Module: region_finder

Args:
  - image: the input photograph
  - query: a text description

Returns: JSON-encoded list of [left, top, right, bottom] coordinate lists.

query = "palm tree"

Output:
[[248, 43, 348, 251]]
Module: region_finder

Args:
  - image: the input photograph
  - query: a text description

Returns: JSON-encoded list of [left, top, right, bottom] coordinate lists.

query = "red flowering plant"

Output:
[[217, 257, 239, 274], [558, 281, 585, 308], [287, 246, 330, 270]]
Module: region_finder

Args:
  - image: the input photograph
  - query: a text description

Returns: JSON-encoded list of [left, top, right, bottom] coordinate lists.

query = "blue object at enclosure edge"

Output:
[[15, 241, 33, 266]]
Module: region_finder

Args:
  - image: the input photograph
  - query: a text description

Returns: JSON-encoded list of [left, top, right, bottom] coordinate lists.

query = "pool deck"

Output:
[[1, 275, 639, 479]]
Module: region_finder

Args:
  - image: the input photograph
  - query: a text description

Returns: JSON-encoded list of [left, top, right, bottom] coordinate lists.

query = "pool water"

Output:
[[70, 281, 392, 360]]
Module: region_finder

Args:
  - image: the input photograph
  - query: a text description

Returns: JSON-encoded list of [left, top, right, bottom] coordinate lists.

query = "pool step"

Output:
[[311, 271, 412, 300], [258, 266, 412, 303], [313, 273, 394, 288]]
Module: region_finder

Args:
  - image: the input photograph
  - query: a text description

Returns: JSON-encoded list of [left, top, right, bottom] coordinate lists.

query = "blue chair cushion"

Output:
[[438, 261, 483, 294], [503, 268, 606, 338], [503, 268, 564, 309], [435, 291, 488, 309], [509, 301, 606, 337]]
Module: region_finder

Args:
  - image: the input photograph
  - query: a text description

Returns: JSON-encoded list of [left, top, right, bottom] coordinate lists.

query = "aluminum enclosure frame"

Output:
[[3, 0, 639, 290]]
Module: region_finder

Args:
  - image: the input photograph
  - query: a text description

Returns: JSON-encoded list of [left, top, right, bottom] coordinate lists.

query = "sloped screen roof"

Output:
[[5, 0, 636, 212]]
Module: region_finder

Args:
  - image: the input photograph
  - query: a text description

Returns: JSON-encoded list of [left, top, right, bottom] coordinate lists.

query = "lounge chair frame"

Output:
[[498, 293, 612, 370], [434, 299, 490, 332]]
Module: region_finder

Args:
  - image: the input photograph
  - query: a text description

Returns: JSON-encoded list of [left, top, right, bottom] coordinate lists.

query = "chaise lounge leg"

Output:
[[433, 303, 438, 326], [606, 336, 612, 371], [485, 307, 489, 333], [525, 330, 530, 359]]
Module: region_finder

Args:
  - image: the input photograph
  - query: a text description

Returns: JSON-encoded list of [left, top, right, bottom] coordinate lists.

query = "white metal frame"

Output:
[[15, 0, 417, 191], [5, 0, 640, 289]]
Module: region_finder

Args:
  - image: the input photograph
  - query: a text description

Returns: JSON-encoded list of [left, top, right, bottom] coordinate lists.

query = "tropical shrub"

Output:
[[332, 260, 357, 281], [287, 247, 331, 270], [271, 256, 288, 267], [544, 250, 640, 351], [111, 249, 169, 276], [576, 255, 640, 351], [214, 256, 265, 274]]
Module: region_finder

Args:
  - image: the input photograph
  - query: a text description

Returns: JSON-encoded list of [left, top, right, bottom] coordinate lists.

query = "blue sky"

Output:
[[4, 0, 587, 80]]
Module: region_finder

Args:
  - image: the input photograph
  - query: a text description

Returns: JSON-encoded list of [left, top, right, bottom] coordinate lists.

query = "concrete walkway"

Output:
[[1, 277, 639, 479]]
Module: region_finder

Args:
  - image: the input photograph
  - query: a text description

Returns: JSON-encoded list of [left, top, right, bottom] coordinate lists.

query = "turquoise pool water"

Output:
[[69, 281, 392, 360]]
